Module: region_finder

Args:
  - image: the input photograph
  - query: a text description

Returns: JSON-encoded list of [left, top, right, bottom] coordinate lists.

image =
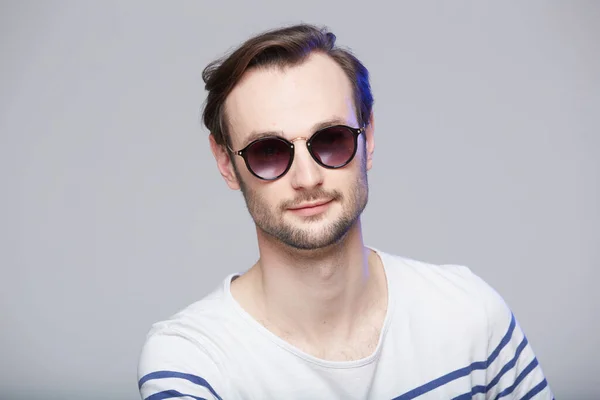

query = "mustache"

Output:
[[280, 189, 343, 210]]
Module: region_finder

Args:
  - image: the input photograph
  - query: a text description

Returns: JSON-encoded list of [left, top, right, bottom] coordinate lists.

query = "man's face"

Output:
[[222, 53, 373, 251]]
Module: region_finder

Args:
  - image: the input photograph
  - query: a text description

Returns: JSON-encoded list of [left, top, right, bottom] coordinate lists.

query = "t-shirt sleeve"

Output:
[[137, 326, 228, 400], [455, 266, 554, 400]]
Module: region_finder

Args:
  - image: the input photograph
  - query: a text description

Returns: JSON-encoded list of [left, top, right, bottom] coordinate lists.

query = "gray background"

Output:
[[1, 1, 598, 399]]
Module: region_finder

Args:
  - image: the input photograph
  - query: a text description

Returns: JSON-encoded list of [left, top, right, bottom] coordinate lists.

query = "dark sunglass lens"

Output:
[[246, 138, 291, 179], [310, 126, 355, 167]]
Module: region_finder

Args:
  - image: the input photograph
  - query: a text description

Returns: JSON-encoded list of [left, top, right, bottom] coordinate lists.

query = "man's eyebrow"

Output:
[[311, 117, 349, 132], [239, 117, 350, 149]]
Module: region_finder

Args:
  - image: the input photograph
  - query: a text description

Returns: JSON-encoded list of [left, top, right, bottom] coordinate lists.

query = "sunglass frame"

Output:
[[229, 125, 365, 181]]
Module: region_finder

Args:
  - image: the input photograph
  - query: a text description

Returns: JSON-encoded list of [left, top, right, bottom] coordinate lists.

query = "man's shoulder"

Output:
[[138, 275, 243, 398], [377, 248, 508, 319], [138, 279, 236, 400], [376, 250, 552, 398], [143, 275, 238, 345], [377, 248, 482, 288]]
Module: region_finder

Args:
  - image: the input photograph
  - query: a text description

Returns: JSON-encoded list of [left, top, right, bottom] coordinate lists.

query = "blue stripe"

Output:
[[452, 394, 471, 400], [452, 386, 485, 400], [486, 313, 517, 365], [494, 357, 539, 399], [138, 370, 223, 400], [452, 385, 486, 400], [521, 379, 549, 400], [392, 313, 517, 400], [486, 336, 528, 389], [451, 336, 529, 400], [145, 389, 206, 400]]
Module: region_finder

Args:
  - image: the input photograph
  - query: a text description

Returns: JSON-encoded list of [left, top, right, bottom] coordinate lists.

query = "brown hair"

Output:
[[201, 24, 374, 148]]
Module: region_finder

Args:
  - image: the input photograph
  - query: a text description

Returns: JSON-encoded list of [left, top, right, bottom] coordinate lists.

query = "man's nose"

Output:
[[289, 138, 324, 190]]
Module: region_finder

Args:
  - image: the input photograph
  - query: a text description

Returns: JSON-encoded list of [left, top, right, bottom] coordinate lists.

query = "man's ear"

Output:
[[209, 134, 241, 190], [365, 112, 375, 171]]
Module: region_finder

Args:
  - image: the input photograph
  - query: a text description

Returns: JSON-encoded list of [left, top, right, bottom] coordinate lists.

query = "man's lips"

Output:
[[287, 199, 333, 210]]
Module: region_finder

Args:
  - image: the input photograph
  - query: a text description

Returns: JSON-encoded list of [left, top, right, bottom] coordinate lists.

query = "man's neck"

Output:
[[230, 221, 387, 350]]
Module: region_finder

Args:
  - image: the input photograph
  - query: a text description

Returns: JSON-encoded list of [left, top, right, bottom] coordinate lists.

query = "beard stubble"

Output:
[[233, 153, 369, 251]]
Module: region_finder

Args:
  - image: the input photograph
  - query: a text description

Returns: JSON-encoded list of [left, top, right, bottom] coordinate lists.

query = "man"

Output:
[[137, 24, 552, 399]]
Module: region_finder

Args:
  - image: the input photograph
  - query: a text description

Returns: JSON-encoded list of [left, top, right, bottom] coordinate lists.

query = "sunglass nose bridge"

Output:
[[290, 136, 309, 143], [290, 136, 311, 149]]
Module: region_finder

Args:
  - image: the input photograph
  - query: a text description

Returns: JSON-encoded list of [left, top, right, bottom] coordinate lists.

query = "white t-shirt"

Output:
[[137, 249, 553, 399]]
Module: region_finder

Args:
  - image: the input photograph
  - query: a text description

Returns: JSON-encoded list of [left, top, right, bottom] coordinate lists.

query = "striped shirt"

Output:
[[137, 248, 553, 399]]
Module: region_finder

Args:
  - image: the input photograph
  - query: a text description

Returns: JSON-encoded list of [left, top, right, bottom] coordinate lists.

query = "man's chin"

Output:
[[255, 210, 359, 251], [281, 238, 341, 252], [280, 225, 354, 251]]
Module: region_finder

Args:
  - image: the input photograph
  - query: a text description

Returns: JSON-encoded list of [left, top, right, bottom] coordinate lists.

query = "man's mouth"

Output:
[[287, 199, 334, 216]]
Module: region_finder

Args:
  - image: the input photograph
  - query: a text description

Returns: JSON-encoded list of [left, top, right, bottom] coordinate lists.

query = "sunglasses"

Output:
[[228, 125, 365, 181]]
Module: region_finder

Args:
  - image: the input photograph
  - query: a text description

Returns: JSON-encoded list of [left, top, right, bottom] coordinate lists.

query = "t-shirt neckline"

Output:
[[223, 246, 396, 369]]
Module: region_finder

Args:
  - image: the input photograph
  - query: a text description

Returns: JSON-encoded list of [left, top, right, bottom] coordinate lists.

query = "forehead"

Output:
[[225, 52, 356, 145]]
